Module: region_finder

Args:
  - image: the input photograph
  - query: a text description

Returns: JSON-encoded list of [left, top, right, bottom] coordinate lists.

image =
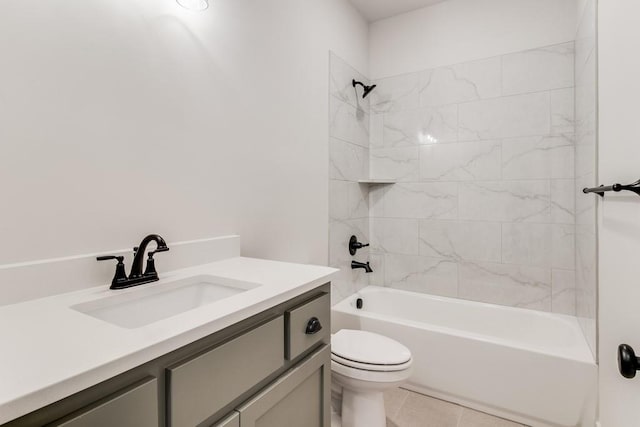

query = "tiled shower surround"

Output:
[[329, 40, 591, 318], [367, 42, 577, 314], [370, 42, 576, 315]]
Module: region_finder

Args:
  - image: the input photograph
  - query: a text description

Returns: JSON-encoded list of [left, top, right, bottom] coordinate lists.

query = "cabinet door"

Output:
[[47, 378, 158, 427], [212, 412, 239, 427], [237, 345, 330, 427], [167, 316, 284, 427]]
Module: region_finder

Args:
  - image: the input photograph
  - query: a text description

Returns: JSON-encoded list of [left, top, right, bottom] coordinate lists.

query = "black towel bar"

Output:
[[583, 178, 640, 197]]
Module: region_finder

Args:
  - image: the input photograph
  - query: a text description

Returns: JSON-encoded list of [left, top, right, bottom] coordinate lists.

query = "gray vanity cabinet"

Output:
[[236, 345, 330, 427], [47, 377, 158, 427], [2, 285, 330, 427]]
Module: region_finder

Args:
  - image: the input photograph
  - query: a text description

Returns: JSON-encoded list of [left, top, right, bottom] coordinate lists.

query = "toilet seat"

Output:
[[331, 358, 412, 384], [331, 329, 412, 372], [331, 352, 413, 372]]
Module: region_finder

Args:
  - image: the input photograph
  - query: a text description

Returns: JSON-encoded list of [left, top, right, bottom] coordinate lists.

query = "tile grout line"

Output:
[[455, 406, 464, 427], [372, 40, 574, 86], [391, 388, 411, 421]]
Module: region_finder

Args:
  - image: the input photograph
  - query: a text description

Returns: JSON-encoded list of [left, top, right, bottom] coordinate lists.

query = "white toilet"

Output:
[[331, 329, 413, 427]]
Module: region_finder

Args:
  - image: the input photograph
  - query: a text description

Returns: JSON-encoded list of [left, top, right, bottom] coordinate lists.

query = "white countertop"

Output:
[[0, 256, 337, 424]]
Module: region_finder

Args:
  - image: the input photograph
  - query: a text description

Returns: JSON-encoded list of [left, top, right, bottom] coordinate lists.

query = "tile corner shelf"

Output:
[[357, 179, 396, 185]]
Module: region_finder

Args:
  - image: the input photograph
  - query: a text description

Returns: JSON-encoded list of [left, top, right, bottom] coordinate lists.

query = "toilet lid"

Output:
[[331, 329, 412, 366]]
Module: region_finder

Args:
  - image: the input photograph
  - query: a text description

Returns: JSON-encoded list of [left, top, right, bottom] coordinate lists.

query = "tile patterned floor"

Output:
[[384, 388, 528, 427]]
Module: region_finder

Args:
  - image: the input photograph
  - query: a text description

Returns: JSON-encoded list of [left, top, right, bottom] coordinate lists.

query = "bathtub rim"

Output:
[[332, 286, 596, 365]]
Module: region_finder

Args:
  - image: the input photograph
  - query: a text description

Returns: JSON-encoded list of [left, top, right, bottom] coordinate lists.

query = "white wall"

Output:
[[0, 0, 368, 272], [598, 1, 640, 425], [369, 0, 576, 78]]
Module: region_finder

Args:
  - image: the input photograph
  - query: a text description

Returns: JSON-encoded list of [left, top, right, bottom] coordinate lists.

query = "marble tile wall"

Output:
[[329, 52, 370, 304], [574, 0, 598, 356], [368, 42, 578, 314]]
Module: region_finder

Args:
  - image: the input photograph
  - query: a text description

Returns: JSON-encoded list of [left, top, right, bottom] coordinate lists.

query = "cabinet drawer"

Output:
[[167, 316, 284, 427], [48, 377, 158, 427], [285, 293, 330, 360], [237, 345, 330, 427]]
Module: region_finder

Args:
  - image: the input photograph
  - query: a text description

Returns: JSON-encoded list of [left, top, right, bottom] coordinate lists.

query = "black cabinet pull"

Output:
[[618, 344, 640, 378], [305, 317, 323, 335]]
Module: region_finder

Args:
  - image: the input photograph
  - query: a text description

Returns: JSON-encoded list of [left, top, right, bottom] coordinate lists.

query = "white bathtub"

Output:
[[332, 286, 597, 427]]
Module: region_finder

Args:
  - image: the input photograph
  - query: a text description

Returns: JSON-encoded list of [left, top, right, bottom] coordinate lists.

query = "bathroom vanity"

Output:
[[0, 252, 335, 427]]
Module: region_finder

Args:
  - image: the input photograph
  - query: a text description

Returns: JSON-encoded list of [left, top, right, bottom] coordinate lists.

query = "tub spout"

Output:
[[351, 260, 373, 273]]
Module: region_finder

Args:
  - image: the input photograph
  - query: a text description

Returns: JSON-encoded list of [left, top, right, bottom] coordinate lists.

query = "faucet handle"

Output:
[[143, 247, 169, 277], [97, 255, 123, 262], [96, 255, 129, 288]]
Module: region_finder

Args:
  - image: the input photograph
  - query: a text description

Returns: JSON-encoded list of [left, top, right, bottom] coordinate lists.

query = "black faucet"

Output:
[[97, 234, 170, 289], [351, 260, 373, 273], [130, 234, 170, 281]]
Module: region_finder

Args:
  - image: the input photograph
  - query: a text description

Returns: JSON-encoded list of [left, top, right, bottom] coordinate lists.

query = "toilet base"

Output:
[[340, 388, 386, 427], [330, 330, 413, 427]]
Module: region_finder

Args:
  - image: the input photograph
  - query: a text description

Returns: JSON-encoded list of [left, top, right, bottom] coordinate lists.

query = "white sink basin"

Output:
[[71, 275, 260, 329]]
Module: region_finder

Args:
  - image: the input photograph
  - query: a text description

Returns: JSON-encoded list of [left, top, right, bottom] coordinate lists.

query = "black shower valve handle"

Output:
[[349, 235, 370, 255]]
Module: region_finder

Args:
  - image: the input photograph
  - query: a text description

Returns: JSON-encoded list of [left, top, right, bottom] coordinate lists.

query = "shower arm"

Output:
[[352, 80, 365, 90]]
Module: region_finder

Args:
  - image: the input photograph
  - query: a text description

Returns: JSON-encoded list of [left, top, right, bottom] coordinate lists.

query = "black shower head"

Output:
[[352, 79, 377, 99], [362, 84, 377, 98]]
